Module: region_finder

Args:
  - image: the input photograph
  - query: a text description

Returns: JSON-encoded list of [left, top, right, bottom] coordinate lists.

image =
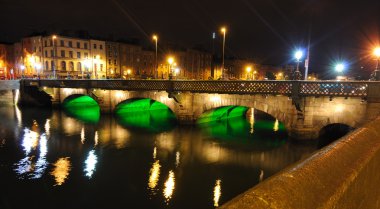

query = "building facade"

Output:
[[105, 42, 121, 78]]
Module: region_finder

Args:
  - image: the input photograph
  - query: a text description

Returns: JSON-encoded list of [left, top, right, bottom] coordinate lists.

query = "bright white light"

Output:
[[84, 150, 98, 178], [84, 59, 91, 68], [294, 50, 303, 61], [35, 63, 42, 70], [335, 63, 345, 73], [22, 128, 39, 155]]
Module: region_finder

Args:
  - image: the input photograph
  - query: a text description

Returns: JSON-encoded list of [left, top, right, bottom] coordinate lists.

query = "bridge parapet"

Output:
[[21, 79, 371, 97]]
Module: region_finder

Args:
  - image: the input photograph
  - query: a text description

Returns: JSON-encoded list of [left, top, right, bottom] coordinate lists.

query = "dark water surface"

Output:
[[0, 104, 318, 209]]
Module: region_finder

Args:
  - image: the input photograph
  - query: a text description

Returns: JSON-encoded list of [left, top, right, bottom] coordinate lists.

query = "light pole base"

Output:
[[293, 71, 302, 80]]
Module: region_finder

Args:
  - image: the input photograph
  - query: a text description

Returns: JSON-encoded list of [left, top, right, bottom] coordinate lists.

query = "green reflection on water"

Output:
[[197, 106, 249, 123], [115, 98, 176, 133], [116, 109, 177, 133], [199, 116, 287, 149], [62, 95, 100, 123], [63, 105, 100, 124]]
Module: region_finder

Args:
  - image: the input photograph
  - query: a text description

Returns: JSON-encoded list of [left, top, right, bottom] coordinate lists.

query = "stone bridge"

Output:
[[18, 79, 380, 139]]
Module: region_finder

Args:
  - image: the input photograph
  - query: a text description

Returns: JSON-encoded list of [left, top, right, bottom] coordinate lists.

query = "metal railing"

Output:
[[21, 79, 372, 97]]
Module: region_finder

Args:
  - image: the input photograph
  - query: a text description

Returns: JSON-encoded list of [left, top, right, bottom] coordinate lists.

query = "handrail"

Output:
[[20, 79, 372, 97]]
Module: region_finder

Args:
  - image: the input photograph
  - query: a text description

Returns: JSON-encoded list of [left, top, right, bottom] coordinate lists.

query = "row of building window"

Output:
[[44, 61, 104, 71], [43, 40, 104, 50], [44, 50, 90, 59]]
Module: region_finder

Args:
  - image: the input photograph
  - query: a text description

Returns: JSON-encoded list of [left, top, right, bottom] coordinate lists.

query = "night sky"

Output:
[[1, 0, 379, 78]]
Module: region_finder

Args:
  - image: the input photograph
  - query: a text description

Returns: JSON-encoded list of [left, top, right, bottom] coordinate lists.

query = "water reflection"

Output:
[[21, 128, 39, 155], [2, 106, 320, 209], [63, 105, 100, 124], [163, 170, 175, 204], [116, 109, 177, 133], [148, 160, 161, 196], [81, 127, 85, 144], [213, 179, 222, 207], [199, 116, 287, 150], [14, 128, 48, 179], [175, 151, 180, 167], [84, 150, 98, 178], [34, 134, 48, 179], [94, 131, 99, 147], [45, 119, 50, 136], [51, 157, 71, 186]]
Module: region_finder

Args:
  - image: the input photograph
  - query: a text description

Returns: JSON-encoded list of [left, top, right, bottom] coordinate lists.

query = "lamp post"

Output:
[[167, 57, 174, 80], [52, 35, 57, 79], [126, 69, 131, 79], [246, 66, 252, 80], [221, 27, 226, 79], [152, 35, 158, 79], [372, 47, 380, 80], [293, 50, 303, 80]]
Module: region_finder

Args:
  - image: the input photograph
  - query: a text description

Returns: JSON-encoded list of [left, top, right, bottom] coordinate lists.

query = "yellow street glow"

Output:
[[374, 47, 380, 58]]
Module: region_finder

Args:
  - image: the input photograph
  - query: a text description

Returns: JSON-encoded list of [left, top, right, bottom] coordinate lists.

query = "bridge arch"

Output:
[[115, 98, 175, 114], [62, 94, 99, 108], [115, 98, 177, 132]]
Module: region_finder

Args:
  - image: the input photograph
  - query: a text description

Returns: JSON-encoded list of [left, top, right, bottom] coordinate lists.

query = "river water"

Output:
[[0, 92, 319, 209]]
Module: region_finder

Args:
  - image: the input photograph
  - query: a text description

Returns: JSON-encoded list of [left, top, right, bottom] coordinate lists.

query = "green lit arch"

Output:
[[62, 94, 100, 123], [115, 98, 177, 133], [115, 98, 174, 114], [198, 106, 288, 149], [197, 106, 249, 124], [62, 94, 98, 108]]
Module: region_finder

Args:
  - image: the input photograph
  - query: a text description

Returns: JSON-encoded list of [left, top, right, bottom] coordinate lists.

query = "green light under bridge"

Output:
[[62, 95, 100, 123], [115, 98, 177, 133], [115, 98, 171, 114], [62, 94, 98, 108], [197, 106, 249, 124]]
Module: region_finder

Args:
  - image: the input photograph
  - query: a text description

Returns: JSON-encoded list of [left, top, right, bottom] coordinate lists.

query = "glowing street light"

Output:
[[126, 69, 132, 79], [246, 66, 252, 80], [293, 49, 303, 80], [152, 35, 158, 79], [221, 27, 227, 79], [335, 63, 345, 73], [167, 56, 174, 79]]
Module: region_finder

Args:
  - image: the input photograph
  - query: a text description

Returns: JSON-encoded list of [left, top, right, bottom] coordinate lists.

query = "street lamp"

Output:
[[246, 66, 252, 80], [167, 56, 174, 79], [372, 47, 380, 80], [335, 63, 345, 73], [52, 35, 57, 79], [221, 27, 226, 79], [152, 35, 158, 79], [294, 50, 303, 80], [126, 69, 132, 79]]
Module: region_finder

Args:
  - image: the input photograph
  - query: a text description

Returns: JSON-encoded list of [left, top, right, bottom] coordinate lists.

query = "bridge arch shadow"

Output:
[[318, 123, 354, 148], [115, 98, 177, 133]]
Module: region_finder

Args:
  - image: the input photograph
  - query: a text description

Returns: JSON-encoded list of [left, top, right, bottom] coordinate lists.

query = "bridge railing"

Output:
[[21, 79, 371, 97]]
